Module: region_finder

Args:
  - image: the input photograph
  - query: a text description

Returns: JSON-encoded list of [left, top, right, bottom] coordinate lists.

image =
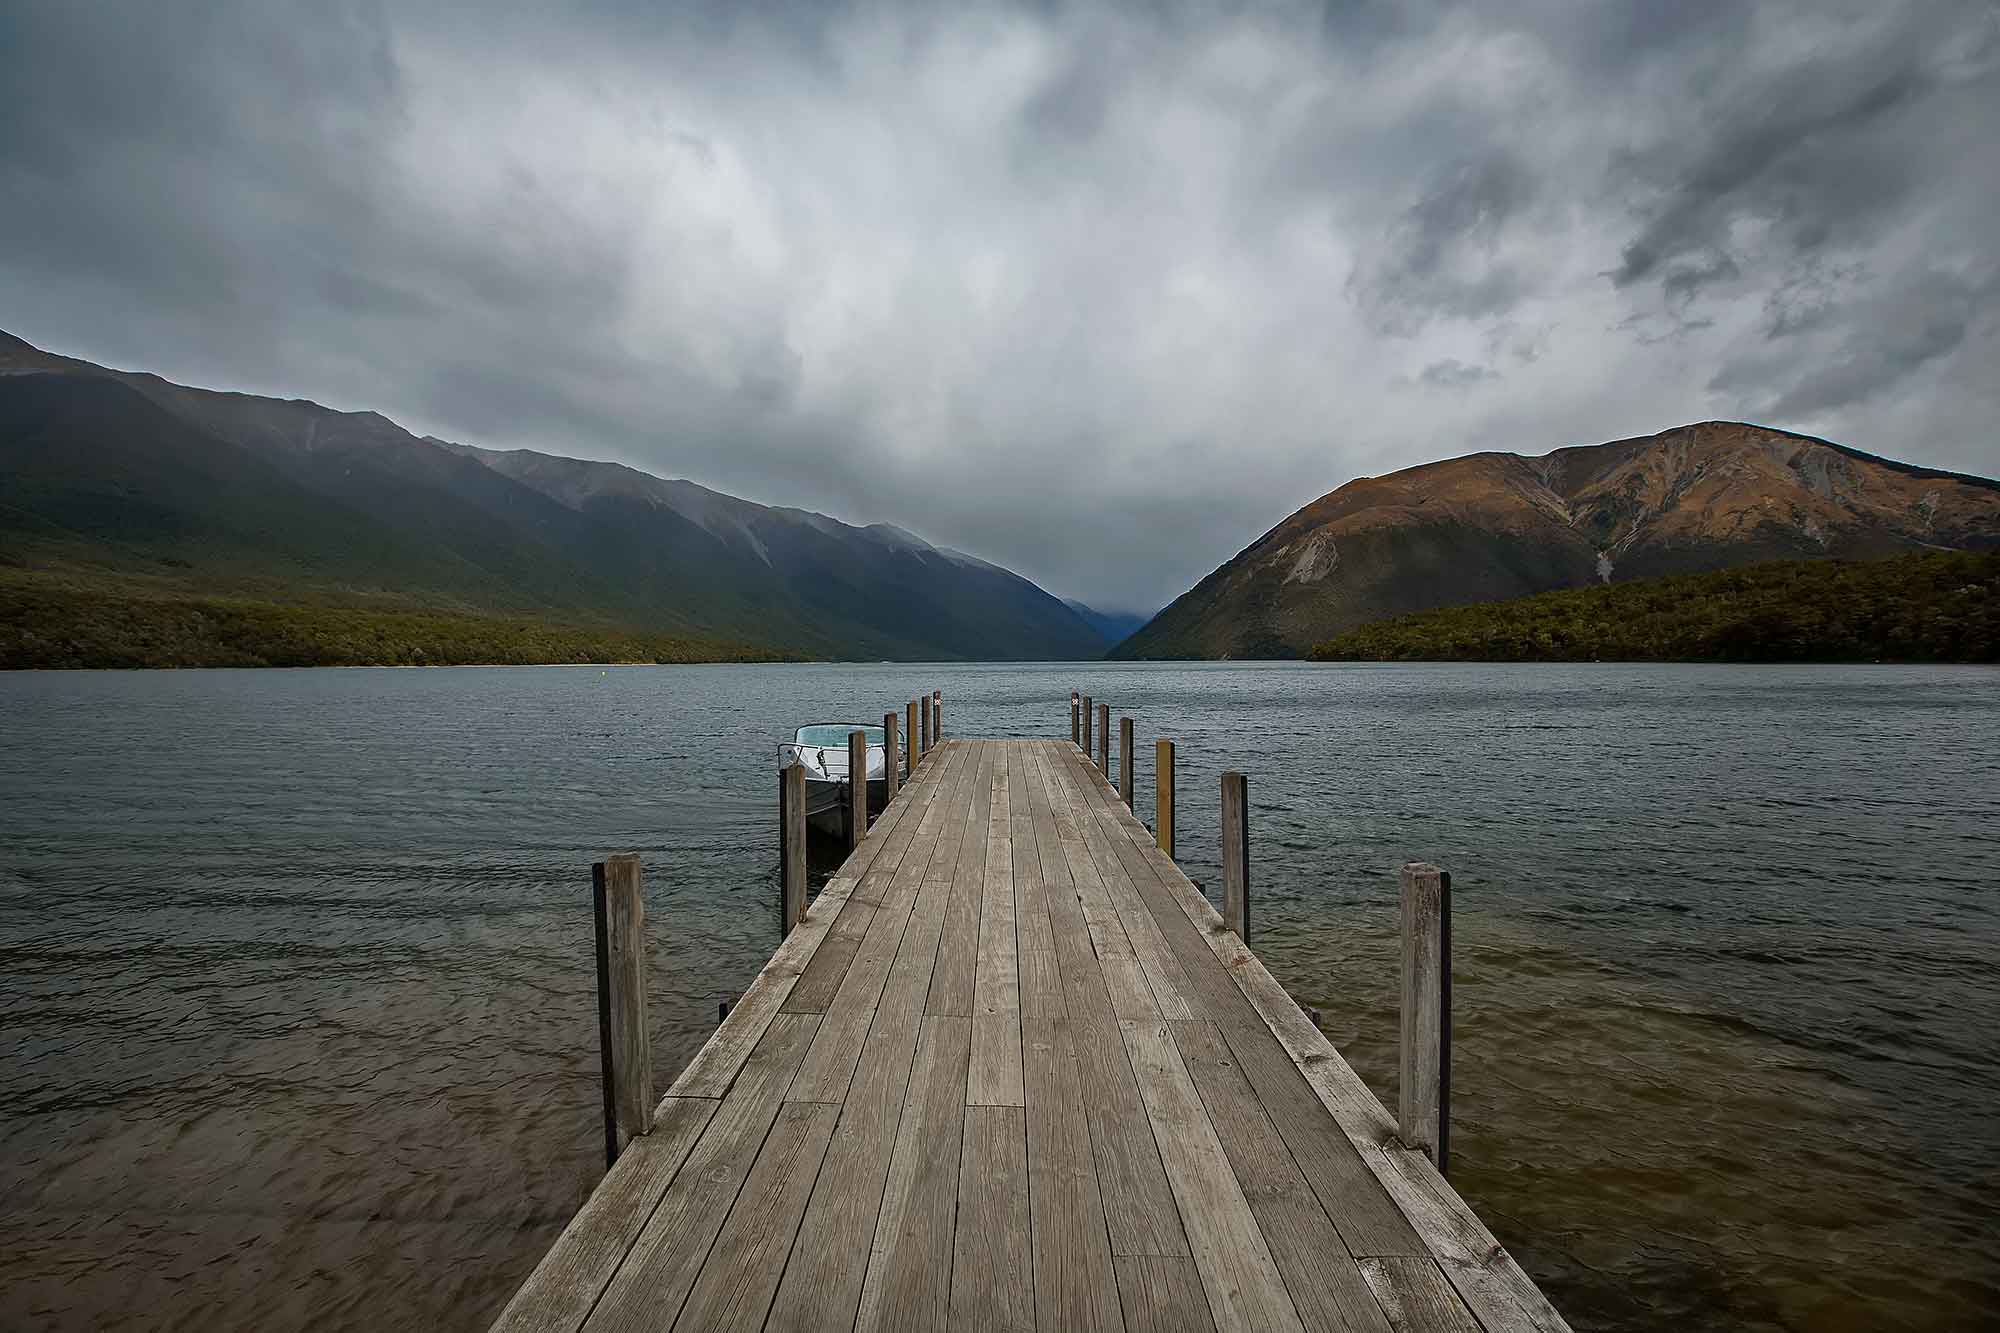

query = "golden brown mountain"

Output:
[[1114, 421, 2000, 659]]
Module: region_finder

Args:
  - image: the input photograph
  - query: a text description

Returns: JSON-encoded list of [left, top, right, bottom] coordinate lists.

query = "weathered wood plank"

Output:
[[583, 1013, 821, 1331], [1122, 1019, 1305, 1333], [1171, 1020, 1392, 1333], [1050, 744, 1424, 1260], [670, 1100, 839, 1332], [1357, 1259, 1481, 1333], [1011, 742, 1056, 956], [951, 1103, 1036, 1332], [488, 1096, 719, 1333], [1114, 1257, 1217, 1333], [1049, 744, 1569, 1332], [974, 763, 1020, 1017], [927, 742, 996, 1016], [1020, 946, 1066, 1018], [970, 1012, 1026, 1106], [1024, 1014, 1126, 1333], [856, 1015, 973, 1332]]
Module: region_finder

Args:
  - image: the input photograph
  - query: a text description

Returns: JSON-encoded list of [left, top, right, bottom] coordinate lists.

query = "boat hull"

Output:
[[805, 777, 887, 838]]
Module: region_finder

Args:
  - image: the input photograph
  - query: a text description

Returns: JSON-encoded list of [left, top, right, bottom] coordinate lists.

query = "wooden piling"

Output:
[[920, 694, 931, 757], [883, 712, 900, 800], [908, 698, 920, 770], [848, 729, 868, 851], [1081, 694, 1093, 758], [1221, 771, 1249, 947], [1400, 862, 1451, 1173], [1071, 691, 1080, 745], [1119, 715, 1134, 807], [932, 689, 943, 742], [591, 852, 652, 1168], [780, 763, 806, 932], [1095, 702, 1110, 772], [1155, 739, 1175, 857]]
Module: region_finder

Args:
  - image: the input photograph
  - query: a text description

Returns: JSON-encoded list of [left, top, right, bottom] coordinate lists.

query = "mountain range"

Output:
[[1115, 421, 2000, 659], [0, 331, 1110, 661]]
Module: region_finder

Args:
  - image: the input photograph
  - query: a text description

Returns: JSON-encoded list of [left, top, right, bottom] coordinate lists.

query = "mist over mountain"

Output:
[[1116, 421, 2000, 659], [0, 331, 1109, 661]]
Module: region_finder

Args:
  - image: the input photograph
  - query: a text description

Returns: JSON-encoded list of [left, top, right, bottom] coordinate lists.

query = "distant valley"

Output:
[[0, 331, 1113, 665]]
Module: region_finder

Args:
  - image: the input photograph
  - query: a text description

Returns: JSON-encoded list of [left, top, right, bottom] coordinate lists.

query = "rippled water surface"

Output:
[[2, 662, 1997, 1331]]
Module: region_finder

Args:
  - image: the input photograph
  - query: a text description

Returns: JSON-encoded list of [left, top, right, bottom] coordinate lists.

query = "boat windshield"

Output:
[[795, 724, 886, 747]]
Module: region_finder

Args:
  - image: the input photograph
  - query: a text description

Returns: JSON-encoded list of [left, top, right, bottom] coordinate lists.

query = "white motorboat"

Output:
[[781, 723, 889, 837]]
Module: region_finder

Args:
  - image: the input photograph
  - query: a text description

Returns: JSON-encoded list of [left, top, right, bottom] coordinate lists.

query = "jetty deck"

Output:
[[494, 737, 1568, 1333]]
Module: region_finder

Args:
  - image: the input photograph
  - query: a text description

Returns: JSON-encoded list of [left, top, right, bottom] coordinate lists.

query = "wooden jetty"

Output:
[[494, 710, 1569, 1332]]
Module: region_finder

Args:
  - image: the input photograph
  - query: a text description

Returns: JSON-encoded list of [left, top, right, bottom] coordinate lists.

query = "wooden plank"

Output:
[[593, 853, 652, 1165], [1357, 1260, 1481, 1333], [974, 762, 1020, 1016], [1122, 1019, 1305, 1333], [951, 1104, 1035, 1332], [488, 1096, 718, 1333], [1049, 745, 1569, 1332], [1020, 947, 1066, 1018], [970, 1012, 1026, 1106], [1114, 1257, 1216, 1333], [927, 741, 996, 1016], [856, 1015, 973, 1331], [583, 1012, 820, 1332], [766, 750, 983, 1333], [670, 1100, 839, 1332], [1023, 745, 1187, 1260], [781, 899, 877, 1015], [1049, 745, 1423, 1261], [1023, 1014, 1126, 1333], [1011, 742, 1055, 955], [1172, 1021, 1392, 1333], [785, 743, 969, 1096]]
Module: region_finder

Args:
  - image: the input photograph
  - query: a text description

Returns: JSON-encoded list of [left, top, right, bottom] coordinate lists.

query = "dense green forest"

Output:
[[0, 572, 791, 669], [1310, 551, 1999, 663]]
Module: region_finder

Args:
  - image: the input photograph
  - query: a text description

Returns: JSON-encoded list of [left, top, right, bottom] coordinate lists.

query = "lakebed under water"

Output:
[[1, 661, 1996, 1331]]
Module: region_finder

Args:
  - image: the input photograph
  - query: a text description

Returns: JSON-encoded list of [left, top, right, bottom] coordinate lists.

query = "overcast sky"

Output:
[[4, 1, 1996, 610]]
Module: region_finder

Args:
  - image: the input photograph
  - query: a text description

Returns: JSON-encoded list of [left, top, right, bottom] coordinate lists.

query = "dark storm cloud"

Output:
[[3, 0, 1996, 610]]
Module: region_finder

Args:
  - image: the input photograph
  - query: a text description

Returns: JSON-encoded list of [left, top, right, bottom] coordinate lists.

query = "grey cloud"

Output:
[[2, 0, 1996, 610]]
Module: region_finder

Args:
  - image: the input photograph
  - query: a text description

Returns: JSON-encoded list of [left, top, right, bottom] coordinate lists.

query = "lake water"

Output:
[[1, 662, 1996, 1331]]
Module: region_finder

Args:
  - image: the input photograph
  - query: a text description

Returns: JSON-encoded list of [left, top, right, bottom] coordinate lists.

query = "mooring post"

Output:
[[908, 698, 921, 769], [781, 763, 806, 932], [1119, 715, 1135, 807], [1071, 691, 1081, 745], [592, 852, 652, 1169], [933, 689, 943, 742], [1081, 694, 1093, 759], [1399, 862, 1451, 1174], [1096, 702, 1110, 773], [1156, 739, 1175, 857], [848, 729, 868, 851], [883, 712, 900, 801], [1221, 772, 1249, 946]]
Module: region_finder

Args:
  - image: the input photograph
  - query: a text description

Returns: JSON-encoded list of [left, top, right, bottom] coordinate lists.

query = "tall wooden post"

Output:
[[848, 729, 868, 851], [1071, 692, 1081, 745], [781, 763, 806, 932], [933, 689, 943, 742], [1221, 772, 1249, 946], [1095, 703, 1110, 773], [1119, 716, 1134, 807], [1081, 695, 1093, 759], [883, 712, 900, 801], [592, 852, 652, 1168], [920, 694, 931, 757], [908, 699, 921, 770], [1155, 739, 1175, 857], [1400, 863, 1451, 1173]]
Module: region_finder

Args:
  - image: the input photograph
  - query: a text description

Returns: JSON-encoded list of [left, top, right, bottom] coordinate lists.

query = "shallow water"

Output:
[[1, 662, 1996, 1331]]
